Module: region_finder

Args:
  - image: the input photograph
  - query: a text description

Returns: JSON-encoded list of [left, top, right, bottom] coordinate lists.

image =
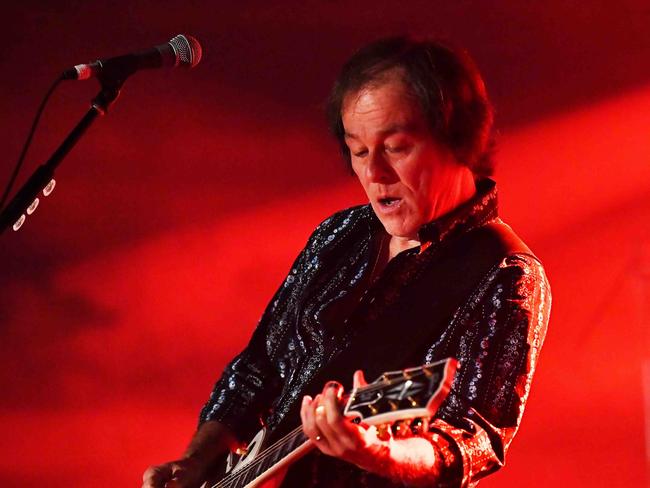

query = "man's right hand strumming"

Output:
[[142, 456, 207, 488], [142, 420, 236, 488]]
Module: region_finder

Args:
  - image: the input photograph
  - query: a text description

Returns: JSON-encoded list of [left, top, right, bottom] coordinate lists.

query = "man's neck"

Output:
[[429, 168, 477, 226], [388, 170, 477, 259]]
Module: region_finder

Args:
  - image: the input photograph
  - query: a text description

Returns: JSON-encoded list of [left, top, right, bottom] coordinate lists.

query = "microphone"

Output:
[[62, 34, 202, 81]]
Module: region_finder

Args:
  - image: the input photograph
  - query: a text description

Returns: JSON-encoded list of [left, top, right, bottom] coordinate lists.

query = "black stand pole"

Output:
[[0, 81, 123, 235]]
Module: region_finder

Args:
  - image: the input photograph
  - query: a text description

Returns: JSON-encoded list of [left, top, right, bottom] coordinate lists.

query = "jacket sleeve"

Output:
[[198, 215, 334, 441], [423, 254, 552, 487]]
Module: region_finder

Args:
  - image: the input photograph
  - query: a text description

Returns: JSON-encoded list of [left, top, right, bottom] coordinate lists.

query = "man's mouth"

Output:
[[378, 197, 402, 207]]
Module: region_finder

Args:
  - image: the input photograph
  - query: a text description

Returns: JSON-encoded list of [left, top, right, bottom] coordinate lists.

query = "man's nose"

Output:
[[366, 151, 394, 183]]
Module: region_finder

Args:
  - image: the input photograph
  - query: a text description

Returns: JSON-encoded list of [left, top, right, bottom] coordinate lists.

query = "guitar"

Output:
[[201, 357, 458, 488]]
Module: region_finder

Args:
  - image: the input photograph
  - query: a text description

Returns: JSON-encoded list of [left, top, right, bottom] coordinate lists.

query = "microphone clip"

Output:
[[92, 75, 124, 115]]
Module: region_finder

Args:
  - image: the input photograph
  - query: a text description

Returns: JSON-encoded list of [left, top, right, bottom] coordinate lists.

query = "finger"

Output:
[[165, 479, 194, 488], [322, 384, 344, 424], [166, 467, 190, 488], [310, 394, 334, 453], [321, 380, 344, 398], [142, 464, 172, 487], [301, 395, 321, 442], [300, 395, 314, 432], [319, 381, 345, 437], [315, 388, 361, 456], [313, 398, 334, 452], [326, 386, 362, 441], [353, 370, 367, 389], [300, 394, 312, 426]]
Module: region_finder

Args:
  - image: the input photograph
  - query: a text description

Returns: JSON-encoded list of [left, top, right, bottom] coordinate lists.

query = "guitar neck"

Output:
[[212, 427, 313, 488], [208, 358, 458, 488]]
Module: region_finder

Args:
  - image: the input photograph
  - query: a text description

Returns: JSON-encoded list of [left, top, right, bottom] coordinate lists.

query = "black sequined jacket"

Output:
[[199, 179, 551, 487]]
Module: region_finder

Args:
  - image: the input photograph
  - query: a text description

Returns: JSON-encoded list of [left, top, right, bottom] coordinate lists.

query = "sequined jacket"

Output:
[[199, 179, 551, 487]]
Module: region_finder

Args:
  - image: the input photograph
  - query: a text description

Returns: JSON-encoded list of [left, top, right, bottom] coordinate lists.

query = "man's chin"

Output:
[[377, 219, 419, 241]]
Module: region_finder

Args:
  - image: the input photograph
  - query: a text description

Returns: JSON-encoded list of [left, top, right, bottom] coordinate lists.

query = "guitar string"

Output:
[[210, 368, 442, 487], [211, 426, 306, 488]]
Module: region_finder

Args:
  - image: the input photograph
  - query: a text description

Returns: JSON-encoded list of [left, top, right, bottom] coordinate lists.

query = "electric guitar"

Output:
[[201, 357, 458, 488]]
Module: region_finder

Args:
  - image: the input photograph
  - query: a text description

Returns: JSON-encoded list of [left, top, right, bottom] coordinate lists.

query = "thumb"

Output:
[[165, 477, 191, 488], [165, 463, 192, 488], [353, 369, 367, 388]]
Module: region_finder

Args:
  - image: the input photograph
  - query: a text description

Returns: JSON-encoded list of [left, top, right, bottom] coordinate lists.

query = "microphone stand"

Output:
[[0, 76, 125, 235]]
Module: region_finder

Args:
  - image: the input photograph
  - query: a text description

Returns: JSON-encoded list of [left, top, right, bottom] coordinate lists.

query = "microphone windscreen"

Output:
[[169, 34, 202, 68]]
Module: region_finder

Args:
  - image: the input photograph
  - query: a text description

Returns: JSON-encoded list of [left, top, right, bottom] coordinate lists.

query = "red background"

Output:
[[1, 1, 649, 486]]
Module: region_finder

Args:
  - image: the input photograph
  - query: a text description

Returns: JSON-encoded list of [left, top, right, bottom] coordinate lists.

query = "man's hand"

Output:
[[142, 456, 205, 488], [300, 370, 442, 485], [142, 420, 236, 488], [300, 370, 387, 472]]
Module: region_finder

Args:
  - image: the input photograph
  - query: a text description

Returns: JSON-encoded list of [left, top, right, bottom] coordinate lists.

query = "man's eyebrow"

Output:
[[344, 123, 418, 140]]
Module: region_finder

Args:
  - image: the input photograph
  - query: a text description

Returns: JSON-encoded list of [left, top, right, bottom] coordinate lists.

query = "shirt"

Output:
[[199, 179, 551, 487]]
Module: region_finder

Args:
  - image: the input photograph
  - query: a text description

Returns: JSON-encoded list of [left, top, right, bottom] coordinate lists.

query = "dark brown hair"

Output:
[[327, 36, 496, 177]]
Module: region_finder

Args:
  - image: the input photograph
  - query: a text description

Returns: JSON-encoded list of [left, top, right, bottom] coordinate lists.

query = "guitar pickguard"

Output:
[[226, 428, 267, 474]]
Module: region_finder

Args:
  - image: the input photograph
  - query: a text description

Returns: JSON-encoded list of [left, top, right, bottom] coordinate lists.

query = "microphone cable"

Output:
[[0, 75, 63, 211]]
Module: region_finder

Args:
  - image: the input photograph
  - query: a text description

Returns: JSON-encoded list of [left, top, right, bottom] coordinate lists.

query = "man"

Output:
[[143, 36, 551, 487]]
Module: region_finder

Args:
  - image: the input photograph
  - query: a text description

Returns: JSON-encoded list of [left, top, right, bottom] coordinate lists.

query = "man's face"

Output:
[[342, 77, 461, 240]]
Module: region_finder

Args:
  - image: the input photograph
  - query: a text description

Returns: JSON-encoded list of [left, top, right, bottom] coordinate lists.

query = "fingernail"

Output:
[[303, 395, 312, 405], [326, 381, 339, 389]]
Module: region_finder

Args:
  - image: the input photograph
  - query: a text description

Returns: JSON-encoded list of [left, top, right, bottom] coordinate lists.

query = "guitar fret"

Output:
[[258, 449, 277, 477], [238, 464, 256, 487], [293, 432, 309, 451], [269, 431, 305, 466]]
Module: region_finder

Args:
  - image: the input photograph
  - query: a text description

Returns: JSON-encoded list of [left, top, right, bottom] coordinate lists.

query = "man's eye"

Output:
[[386, 146, 406, 154], [352, 149, 368, 158]]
